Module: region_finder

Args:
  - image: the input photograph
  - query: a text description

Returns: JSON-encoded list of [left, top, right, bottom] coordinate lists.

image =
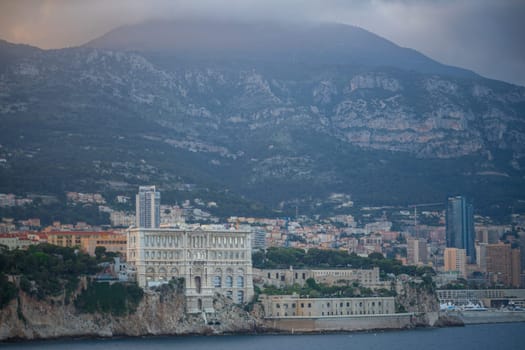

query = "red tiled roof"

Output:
[[46, 231, 118, 236]]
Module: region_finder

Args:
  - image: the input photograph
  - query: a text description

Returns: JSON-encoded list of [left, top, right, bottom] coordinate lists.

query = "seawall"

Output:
[[455, 310, 525, 325], [263, 313, 416, 333]]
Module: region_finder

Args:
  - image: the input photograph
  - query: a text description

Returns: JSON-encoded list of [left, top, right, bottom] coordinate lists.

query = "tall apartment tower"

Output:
[[136, 186, 161, 228], [486, 242, 521, 288], [407, 238, 428, 265], [446, 196, 476, 264]]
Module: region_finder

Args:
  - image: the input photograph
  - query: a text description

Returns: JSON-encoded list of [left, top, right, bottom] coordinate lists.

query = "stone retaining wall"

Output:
[[263, 313, 415, 333]]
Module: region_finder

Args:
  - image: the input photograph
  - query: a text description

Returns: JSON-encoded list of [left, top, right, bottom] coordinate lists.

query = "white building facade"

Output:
[[127, 226, 254, 313]]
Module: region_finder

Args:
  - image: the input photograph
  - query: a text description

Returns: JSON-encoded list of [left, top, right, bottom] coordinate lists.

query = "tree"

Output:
[[368, 252, 384, 260], [95, 246, 107, 260], [0, 273, 17, 308]]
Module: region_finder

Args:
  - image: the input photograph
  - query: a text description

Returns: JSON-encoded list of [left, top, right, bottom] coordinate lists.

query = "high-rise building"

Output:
[[476, 242, 488, 272], [252, 228, 266, 250], [446, 196, 476, 264], [135, 186, 161, 228], [407, 238, 428, 265], [443, 247, 467, 278], [519, 231, 525, 275], [486, 242, 521, 288]]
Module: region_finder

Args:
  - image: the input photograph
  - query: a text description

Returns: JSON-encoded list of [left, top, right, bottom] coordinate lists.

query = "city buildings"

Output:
[[476, 242, 488, 272], [0, 233, 35, 250], [446, 196, 476, 263], [46, 231, 127, 256], [407, 238, 428, 265], [251, 228, 266, 250], [486, 242, 521, 288], [110, 211, 135, 228], [127, 226, 254, 313], [443, 247, 467, 278], [135, 186, 161, 228]]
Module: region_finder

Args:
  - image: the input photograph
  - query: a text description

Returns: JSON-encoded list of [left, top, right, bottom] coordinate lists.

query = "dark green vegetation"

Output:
[[0, 201, 110, 227], [262, 277, 396, 299], [0, 244, 143, 314], [253, 247, 435, 276], [74, 281, 143, 316], [1, 20, 525, 223], [0, 272, 17, 308], [0, 244, 99, 301], [254, 248, 436, 296]]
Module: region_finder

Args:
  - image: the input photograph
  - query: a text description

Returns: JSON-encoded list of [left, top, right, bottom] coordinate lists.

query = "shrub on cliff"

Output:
[[74, 281, 144, 316], [0, 244, 101, 300], [0, 273, 17, 308]]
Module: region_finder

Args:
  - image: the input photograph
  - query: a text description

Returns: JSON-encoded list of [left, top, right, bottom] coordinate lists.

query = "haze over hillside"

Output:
[[1, 19, 525, 218], [85, 20, 476, 78]]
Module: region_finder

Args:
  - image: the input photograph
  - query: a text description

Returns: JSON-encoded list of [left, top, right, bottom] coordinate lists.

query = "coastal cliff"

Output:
[[1, 280, 459, 341], [0, 284, 261, 341]]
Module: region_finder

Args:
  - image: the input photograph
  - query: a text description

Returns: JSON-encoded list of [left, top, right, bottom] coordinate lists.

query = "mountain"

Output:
[[85, 20, 475, 78], [1, 20, 525, 219]]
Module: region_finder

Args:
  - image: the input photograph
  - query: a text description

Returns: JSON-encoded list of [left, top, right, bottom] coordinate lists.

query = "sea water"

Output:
[[2, 323, 523, 350]]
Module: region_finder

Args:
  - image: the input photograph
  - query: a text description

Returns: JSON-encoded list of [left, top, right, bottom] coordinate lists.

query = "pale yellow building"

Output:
[[444, 247, 467, 278], [81, 233, 127, 257], [46, 231, 126, 257], [260, 294, 395, 317]]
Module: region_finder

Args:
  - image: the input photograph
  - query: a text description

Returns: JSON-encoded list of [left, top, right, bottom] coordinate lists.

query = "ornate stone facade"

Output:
[[127, 227, 254, 313]]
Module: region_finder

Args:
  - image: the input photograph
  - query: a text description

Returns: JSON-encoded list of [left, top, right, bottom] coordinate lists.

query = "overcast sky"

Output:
[[1, 0, 524, 86]]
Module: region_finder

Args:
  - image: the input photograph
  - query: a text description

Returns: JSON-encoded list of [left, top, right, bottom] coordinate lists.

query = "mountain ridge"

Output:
[[84, 20, 477, 79], [1, 21, 524, 218]]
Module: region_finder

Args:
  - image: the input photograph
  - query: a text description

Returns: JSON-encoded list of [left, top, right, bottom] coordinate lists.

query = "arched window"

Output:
[[226, 276, 233, 288], [195, 276, 202, 294], [213, 275, 222, 288], [159, 267, 167, 279], [237, 290, 244, 303], [236, 276, 244, 288]]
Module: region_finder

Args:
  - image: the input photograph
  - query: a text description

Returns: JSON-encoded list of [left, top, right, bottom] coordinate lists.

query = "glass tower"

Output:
[[446, 196, 476, 264]]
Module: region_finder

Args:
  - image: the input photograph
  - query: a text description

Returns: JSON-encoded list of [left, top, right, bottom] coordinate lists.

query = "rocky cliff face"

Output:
[[395, 280, 441, 327], [0, 287, 261, 341], [1, 279, 456, 341]]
